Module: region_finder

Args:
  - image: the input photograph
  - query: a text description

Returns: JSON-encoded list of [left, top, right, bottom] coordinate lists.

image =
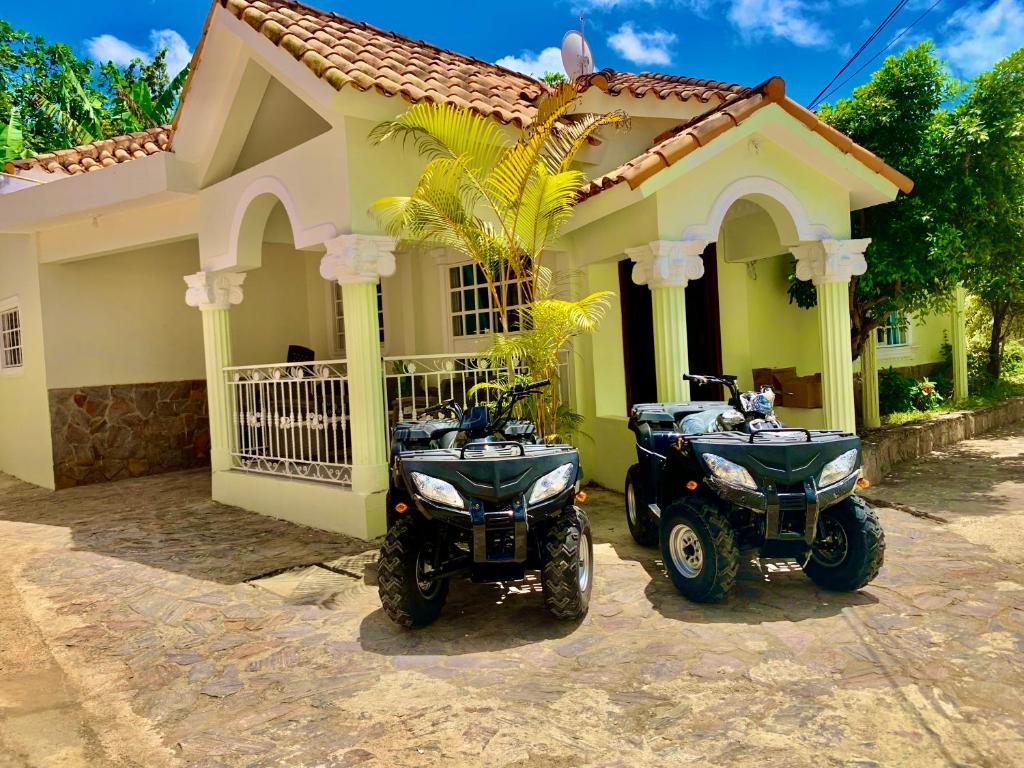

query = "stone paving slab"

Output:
[[1, 464, 1023, 766]]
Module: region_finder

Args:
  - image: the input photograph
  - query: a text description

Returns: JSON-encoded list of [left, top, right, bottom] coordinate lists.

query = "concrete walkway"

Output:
[[1, 428, 1023, 767]]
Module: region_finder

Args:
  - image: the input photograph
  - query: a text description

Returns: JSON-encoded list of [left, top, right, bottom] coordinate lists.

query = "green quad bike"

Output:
[[626, 373, 884, 602]]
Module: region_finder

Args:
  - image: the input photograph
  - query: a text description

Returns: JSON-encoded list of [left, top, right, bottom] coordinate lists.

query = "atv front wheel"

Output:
[[541, 508, 593, 620], [803, 496, 885, 592], [377, 517, 449, 628], [660, 497, 739, 603], [625, 465, 658, 547]]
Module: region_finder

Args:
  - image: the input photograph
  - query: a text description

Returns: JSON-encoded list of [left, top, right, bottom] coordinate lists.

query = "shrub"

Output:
[[878, 367, 916, 415], [912, 378, 944, 410]]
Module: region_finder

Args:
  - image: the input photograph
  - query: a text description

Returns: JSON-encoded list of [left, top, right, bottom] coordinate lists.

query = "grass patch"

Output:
[[879, 377, 1024, 427]]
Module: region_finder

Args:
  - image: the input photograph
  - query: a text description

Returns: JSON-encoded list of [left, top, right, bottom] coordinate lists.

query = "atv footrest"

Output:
[[469, 498, 528, 563]]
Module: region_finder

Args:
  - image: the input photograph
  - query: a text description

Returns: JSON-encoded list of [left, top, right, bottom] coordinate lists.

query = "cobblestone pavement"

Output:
[[1, 433, 1023, 767]]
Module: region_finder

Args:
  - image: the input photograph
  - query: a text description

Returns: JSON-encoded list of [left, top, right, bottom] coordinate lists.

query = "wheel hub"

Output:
[[812, 516, 849, 567], [415, 548, 443, 598], [578, 530, 591, 591], [668, 523, 704, 578]]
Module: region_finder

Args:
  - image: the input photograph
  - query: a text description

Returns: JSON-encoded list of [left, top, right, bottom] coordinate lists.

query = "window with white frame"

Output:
[[448, 262, 528, 337], [876, 311, 910, 347], [0, 301, 23, 370], [334, 282, 384, 357]]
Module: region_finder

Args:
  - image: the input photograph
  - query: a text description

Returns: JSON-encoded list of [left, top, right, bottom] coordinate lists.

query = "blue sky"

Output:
[[4, 0, 1023, 105]]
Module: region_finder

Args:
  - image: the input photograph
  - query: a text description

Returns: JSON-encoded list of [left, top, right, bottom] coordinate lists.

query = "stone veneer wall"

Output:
[[860, 396, 1024, 484], [49, 380, 210, 489]]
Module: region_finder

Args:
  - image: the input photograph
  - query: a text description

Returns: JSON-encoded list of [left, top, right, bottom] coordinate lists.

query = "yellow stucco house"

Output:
[[0, 0, 963, 538]]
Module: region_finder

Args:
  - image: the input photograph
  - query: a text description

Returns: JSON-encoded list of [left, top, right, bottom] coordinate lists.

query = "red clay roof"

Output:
[[576, 68, 746, 104], [5, 125, 171, 178], [578, 77, 914, 201], [217, 0, 546, 127]]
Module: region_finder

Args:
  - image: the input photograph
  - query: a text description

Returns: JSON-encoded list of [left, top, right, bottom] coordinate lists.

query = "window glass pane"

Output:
[[462, 264, 475, 286], [450, 266, 461, 288], [465, 314, 477, 335], [477, 286, 489, 309], [452, 316, 464, 337], [479, 313, 490, 333], [450, 292, 462, 312], [464, 289, 476, 311]]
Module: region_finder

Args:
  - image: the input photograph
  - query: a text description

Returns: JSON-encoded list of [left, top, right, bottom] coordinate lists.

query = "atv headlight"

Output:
[[819, 449, 859, 488], [410, 472, 465, 509], [528, 463, 576, 505], [703, 453, 757, 490]]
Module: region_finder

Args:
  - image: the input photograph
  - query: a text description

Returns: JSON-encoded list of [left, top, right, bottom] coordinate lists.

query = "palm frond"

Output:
[[544, 110, 629, 173]]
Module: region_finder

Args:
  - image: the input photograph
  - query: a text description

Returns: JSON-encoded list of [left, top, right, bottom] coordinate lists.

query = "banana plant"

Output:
[[0, 109, 26, 162]]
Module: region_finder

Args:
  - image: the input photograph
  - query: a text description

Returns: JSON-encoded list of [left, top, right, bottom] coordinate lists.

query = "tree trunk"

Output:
[[987, 301, 1006, 379]]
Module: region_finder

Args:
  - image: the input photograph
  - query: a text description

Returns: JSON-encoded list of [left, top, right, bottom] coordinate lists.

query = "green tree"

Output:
[[947, 49, 1024, 378], [369, 84, 625, 437], [541, 71, 567, 86], [100, 50, 190, 132], [807, 43, 965, 358]]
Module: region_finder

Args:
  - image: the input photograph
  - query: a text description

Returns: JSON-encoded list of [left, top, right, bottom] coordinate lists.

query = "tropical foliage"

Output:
[[0, 21, 188, 163], [370, 83, 626, 439]]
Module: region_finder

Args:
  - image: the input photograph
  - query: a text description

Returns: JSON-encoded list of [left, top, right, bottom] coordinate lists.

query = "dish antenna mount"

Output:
[[561, 15, 594, 81]]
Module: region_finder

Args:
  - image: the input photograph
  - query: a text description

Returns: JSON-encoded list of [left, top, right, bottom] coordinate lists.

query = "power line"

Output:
[[813, 0, 948, 108], [807, 0, 912, 109]]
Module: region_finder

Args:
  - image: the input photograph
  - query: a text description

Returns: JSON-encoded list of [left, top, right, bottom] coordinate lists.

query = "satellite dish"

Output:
[[561, 30, 594, 80]]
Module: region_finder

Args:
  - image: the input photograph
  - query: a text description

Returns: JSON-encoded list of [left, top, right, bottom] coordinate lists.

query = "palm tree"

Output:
[[369, 83, 625, 438], [105, 62, 190, 131]]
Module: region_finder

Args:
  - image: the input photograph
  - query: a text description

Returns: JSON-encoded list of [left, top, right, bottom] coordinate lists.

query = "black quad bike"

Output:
[[379, 380, 593, 628], [626, 373, 884, 602]]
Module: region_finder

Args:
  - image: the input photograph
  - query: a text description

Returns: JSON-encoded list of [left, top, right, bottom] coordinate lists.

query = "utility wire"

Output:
[[807, 0, 912, 108], [813, 0, 947, 108]]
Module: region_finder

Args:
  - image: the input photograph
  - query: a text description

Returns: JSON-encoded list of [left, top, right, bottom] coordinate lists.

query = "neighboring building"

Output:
[[0, 0, 951, 537]]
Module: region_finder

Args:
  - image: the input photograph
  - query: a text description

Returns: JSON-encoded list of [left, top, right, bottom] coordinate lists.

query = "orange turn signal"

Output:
[[686, 480, 698, 491], [856, 478, 870, 489], [575, 491, 588, 503], [394, 502, 409, 513]]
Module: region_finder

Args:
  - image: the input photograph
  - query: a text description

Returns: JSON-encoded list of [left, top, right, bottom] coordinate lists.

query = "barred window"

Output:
[[876, 312, 910, 347], [448, 262, 527, 337], [334, 283, 384, 357], [0, 304, 23, 369]]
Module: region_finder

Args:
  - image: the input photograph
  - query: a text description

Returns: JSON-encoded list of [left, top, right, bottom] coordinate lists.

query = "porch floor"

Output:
[[2, 433, 1024, 766]]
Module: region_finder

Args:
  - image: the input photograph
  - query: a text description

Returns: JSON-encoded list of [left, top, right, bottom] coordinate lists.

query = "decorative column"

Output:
[[791, 238, 871, 434], [627, 239, 708, 402], [184, 271, 246, 472], [861, 331, 881, 429], [951, 284, 969, 402], [320, 234, 396, 495]]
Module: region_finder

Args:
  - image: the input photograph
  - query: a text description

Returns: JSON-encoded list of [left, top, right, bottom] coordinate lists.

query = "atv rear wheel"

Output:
[[377, 517, 449, 628], [660, 497, 739, 603], [803, 496, 885, 592], [625, 465, 658, 547], [541, 508, 593, 620]]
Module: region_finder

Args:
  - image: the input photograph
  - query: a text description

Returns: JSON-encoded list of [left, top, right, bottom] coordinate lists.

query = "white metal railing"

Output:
[[225, 360, 352, 485], [382, 352, 571, 431], [223, 351, 574, 486]]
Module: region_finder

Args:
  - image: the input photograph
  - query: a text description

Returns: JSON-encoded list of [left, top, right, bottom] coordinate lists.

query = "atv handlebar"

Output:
[[683, 373, 742, 407]]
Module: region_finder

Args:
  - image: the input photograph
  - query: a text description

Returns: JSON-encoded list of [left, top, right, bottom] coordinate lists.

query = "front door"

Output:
[[618, 243, 723, 406]]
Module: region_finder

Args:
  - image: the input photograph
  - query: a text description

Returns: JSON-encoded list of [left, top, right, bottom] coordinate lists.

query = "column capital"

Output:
[[184, 271, 246, 311], [790, 238, 871, 285], [627, 239, 708, 289], [320, 234, 398, 285]]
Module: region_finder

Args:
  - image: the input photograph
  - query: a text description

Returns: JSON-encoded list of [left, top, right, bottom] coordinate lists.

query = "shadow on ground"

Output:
[[0, 470, 368, 584]]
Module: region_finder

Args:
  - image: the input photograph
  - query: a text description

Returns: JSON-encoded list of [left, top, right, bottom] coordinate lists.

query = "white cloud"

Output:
[[495, 47, 565, 79], [943, 0, 1024, 76], [726, 0, 832, 48], [85, 28, 194, 74], [85, 34, 147, 66], [150, 30, 193, 75], [608, 23, 677, 65]]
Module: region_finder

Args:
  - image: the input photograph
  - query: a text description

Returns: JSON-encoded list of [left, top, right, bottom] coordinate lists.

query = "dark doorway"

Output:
[[618, 243, 724, 406], [618, 258, 657, 410], [685, 243, 724, 400]]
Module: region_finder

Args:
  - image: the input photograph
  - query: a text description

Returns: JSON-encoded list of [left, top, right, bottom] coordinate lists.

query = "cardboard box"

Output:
[[752, 367, 797, 406], [785, 373, 823, 409], [751, 367, 822, 409]]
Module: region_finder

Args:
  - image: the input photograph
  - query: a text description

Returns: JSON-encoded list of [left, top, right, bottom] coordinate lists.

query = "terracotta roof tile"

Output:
[[4, 125, 172, 179], [218, 0, 546, 127], [576, 68, 746, 103], [578, 77, 914, 201]]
